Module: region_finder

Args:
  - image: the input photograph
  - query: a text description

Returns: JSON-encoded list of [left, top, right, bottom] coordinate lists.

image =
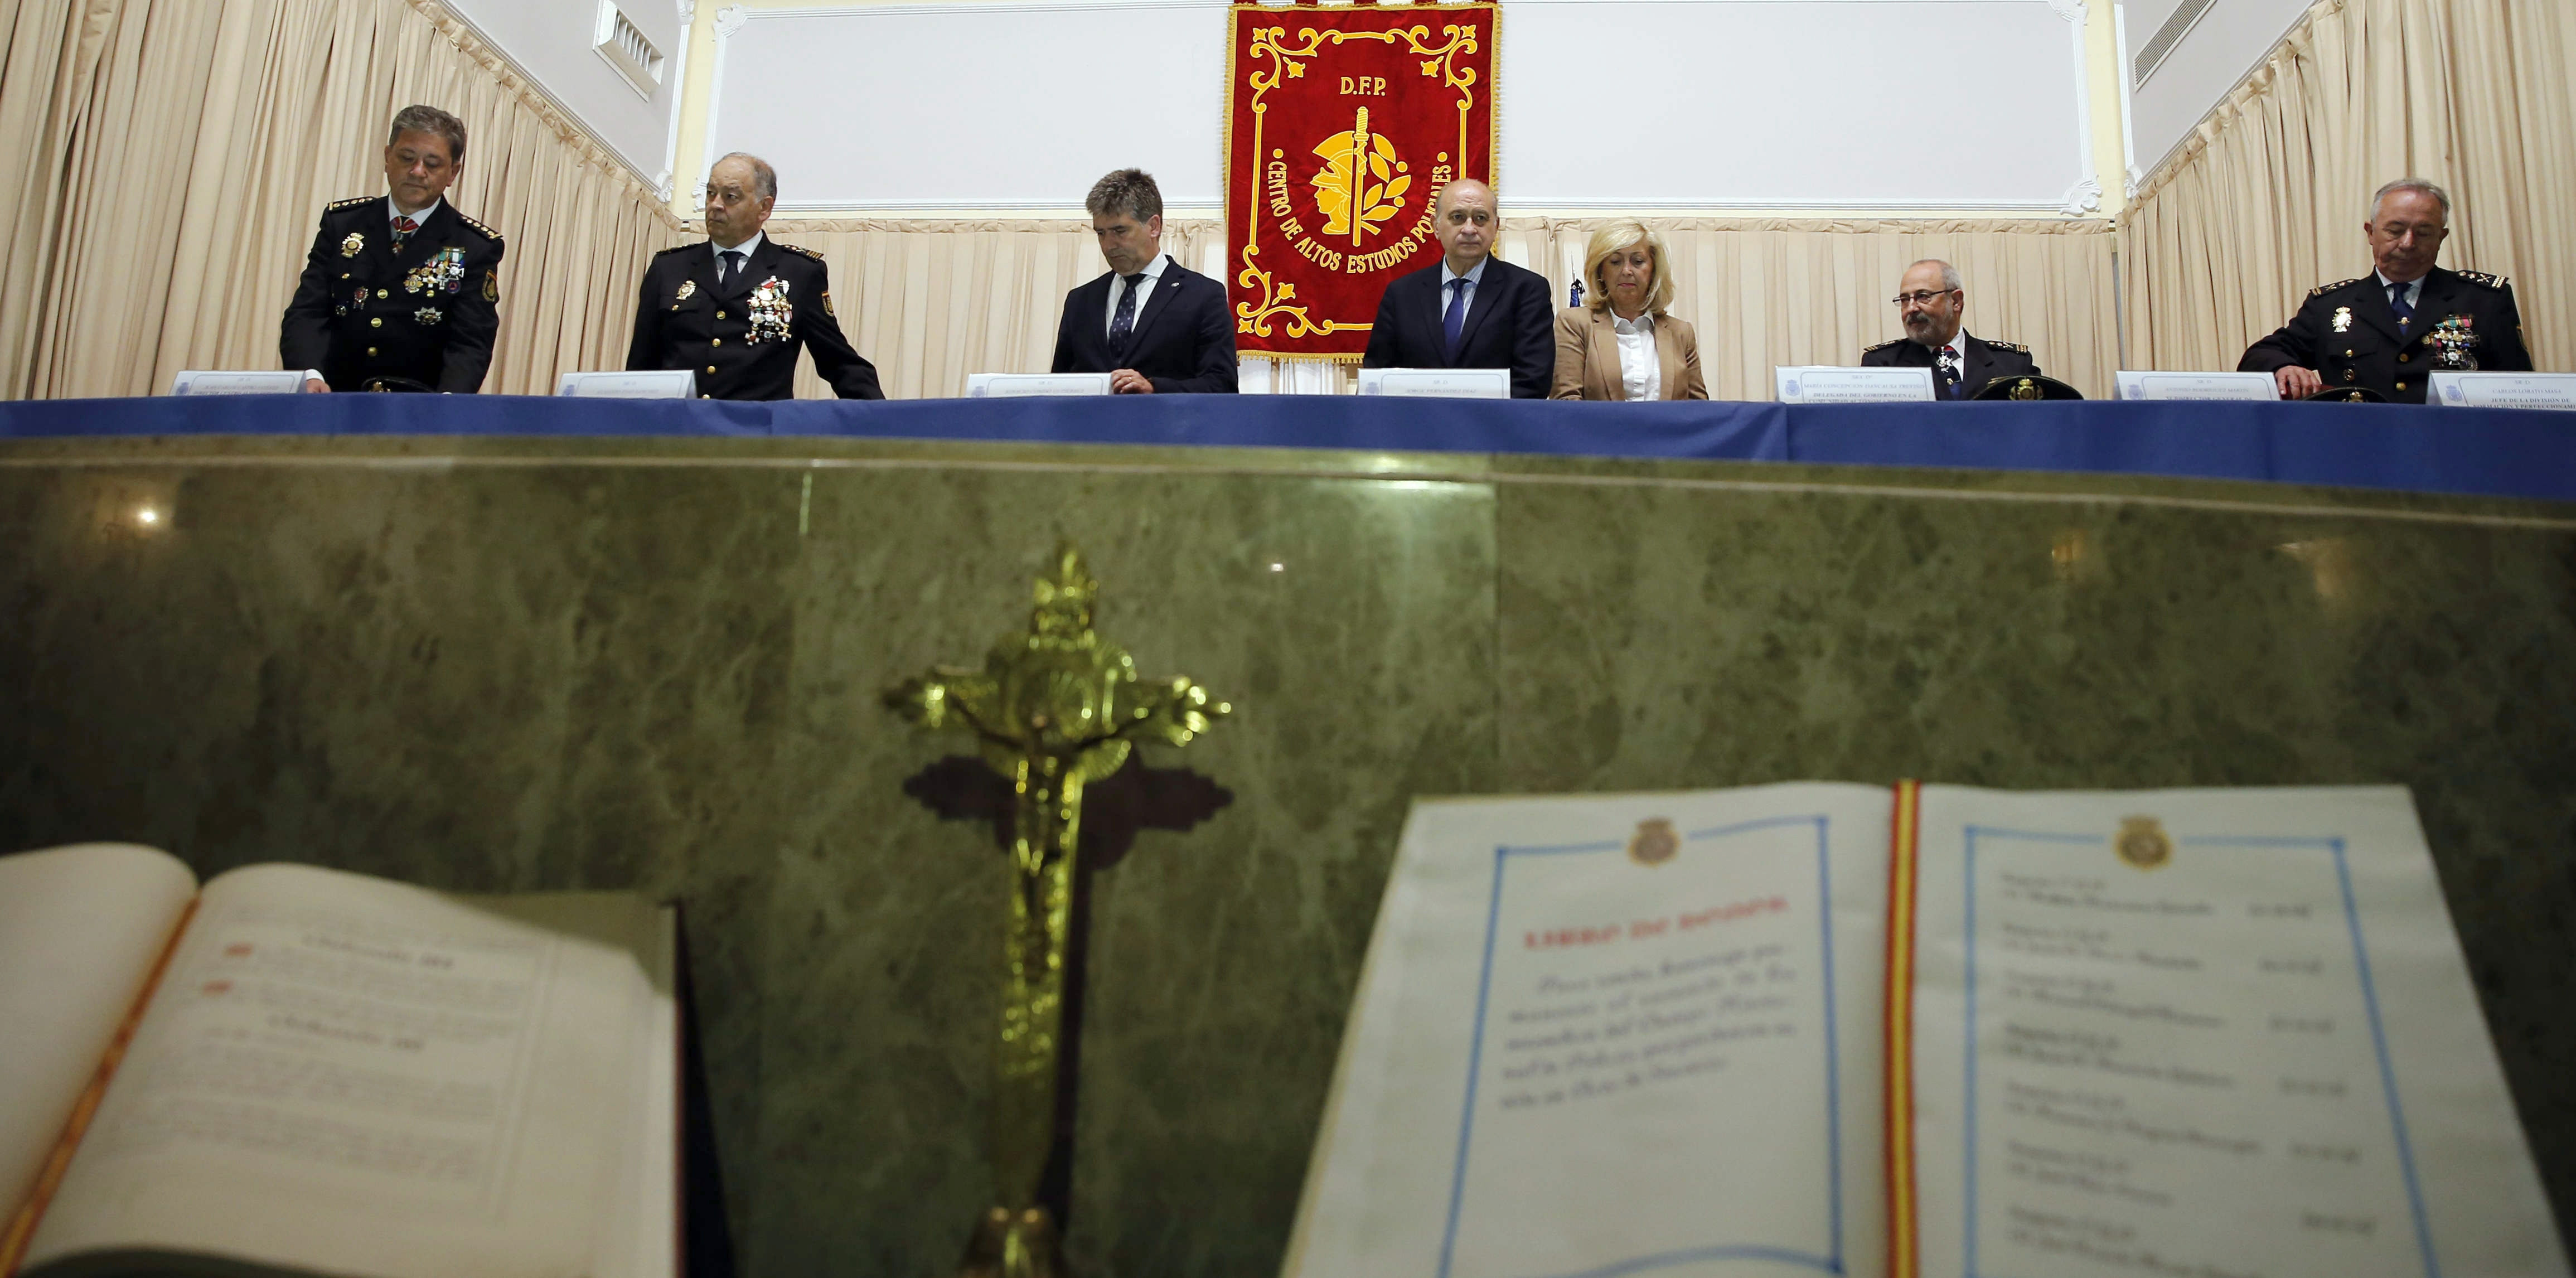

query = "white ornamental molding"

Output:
[[2049, 0, 2086, 26], [713, 5, 748, 37], [2060, 176, 2103, 216]]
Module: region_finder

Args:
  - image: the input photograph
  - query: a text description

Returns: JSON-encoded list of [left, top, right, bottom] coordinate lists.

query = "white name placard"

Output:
[[2113, 371, 2278, 401], [966, 372, 1115, 398], [2429, 372, 2576, 412], [556, 370, 699, 399], [1356, 368, 1511, 399], [1773, 366, 1934, 404], [168, 370, 316, 396]]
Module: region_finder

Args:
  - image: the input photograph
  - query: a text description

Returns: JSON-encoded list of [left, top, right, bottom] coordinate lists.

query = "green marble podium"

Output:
[[2, 434, 2570, 1274]]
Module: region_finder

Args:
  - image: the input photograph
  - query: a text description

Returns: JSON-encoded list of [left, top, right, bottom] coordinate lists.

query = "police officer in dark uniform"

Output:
[[1860, 258, 2039, 398], [626, 153, 881, 400], [2240, 178, 2531, 404], [281, 105, 504, 393]]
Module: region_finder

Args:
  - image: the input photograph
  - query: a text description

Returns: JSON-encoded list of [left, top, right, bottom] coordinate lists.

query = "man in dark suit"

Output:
[[1860, 259, 2038, 398], [1360, 179, 1553, 398], [2240, 178, 2531, 404], [280, 105, 505, 393], [1050, 169, 1236, 394], [627, 152, 882, 400]]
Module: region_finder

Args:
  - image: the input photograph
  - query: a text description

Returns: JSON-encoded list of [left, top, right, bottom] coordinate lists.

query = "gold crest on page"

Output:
[[1628, 818, 1679, 867], [2114, 816, 2172, 870]]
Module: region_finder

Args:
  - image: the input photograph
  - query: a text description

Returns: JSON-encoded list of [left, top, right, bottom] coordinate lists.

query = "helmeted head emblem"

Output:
[[1628, 817, 1679, 867]]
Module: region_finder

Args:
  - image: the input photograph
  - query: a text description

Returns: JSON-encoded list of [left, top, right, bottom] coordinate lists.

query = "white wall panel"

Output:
[[2122, 0, 2309, 177], [449, 0, 687, 188], [711, 0, 2098, 213], [712, 2, 1232, 210], [1498, 0, 2091, 210]]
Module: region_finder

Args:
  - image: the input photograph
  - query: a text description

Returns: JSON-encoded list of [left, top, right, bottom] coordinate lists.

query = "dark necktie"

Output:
[[2388, 282, 2415, 331], [391, 215, 418, 250], [1935, 345, 1963, 398], [1442, 277, 1469, 360], [1108, 273, 1145, 354], [721, 250, 744, 287]]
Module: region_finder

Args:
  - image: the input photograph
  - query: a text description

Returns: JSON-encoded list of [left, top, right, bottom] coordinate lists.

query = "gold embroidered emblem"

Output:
[[676, 280, 697, 302], [2114, 816, 2172, 870], [745, 275, 793, 343], [1626, 818, 1679, 868], [482, 270, 498, 303], [822, 288, 835, 318], [341, 232, 365, 258], [2332, 307, 2352, 333], [414, 307, 444, 325], [2008, 377, 2041, 400], [1309, 107, 1412, 244]]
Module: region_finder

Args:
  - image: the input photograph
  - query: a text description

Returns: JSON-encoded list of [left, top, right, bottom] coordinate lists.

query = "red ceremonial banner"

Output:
[[1224, 3, 1498, 361]]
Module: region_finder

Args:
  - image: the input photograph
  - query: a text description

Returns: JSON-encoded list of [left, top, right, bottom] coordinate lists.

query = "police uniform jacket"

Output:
[[626, 239, 882, 400], [280, 196, 504, 393], [1860, 332, 2037, 399], [2239, 267, 2532, 404]]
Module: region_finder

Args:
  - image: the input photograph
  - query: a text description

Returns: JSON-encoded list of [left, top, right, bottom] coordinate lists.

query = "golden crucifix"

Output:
[[883, 543, 1229, 1278]]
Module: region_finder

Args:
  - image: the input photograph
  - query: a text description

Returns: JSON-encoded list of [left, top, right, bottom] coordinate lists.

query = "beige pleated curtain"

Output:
[[0, 0, 679, 400], [2123, 0, 2574, 375]]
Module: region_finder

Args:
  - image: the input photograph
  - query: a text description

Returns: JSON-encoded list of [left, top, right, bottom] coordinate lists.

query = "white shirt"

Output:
[[2376, 270, 2424, 312], [1104, 253, 1170, 338], [389, 197, 442, 231], [1611, 310, 1659, 401], [713, 231, 766, 283], [1439, 257, 1489, 327]]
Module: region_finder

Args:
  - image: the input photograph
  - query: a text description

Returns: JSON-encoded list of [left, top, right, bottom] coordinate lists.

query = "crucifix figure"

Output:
[[883, 543, 1229, 1278]]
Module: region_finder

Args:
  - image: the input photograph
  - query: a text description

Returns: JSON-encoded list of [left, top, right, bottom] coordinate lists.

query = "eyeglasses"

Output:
[[1892, 289, 1959, 307]]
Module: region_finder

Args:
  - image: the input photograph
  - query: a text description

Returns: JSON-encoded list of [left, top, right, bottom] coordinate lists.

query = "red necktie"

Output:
[[393, 216, 419, 249]]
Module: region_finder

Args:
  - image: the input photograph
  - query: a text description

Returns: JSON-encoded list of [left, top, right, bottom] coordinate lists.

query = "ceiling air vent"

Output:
[[594, 3, 666, 99], [2132, 0, 2219, 88]]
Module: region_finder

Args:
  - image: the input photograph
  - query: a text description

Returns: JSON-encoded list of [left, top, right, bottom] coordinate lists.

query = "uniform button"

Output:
[[340, 273, 350, 280], [2343, 371, 2355, 382], [366, 346, 377, 357], [716, 311, 727, 320], [701, 394, 711, 399], [377, 289, 388, 299], [370, 317, 382, 328], [2345, 349, 2355, 357], [2396, 381, 2407, 391], [711, 337, 722, 347], [705, 365, 716, 374], [2397, 353, 2409, 363]]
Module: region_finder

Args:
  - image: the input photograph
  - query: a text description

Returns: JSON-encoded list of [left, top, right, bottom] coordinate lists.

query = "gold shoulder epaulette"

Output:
[[1985, 339, 2030, 354], [1862, 338, 1900, 354], [2309, 277, 2363, 298], [2456, 269, 2509, 289], [778, 243, 826, 262], [452, 211, 503, 243], [654, 243, 698, 256], [326, 196, 376, 211]]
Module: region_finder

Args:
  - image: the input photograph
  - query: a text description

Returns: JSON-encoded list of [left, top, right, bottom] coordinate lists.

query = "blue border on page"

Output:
[[1435, 814, 1847, 1278], [1959, 829, 2437, 1278]]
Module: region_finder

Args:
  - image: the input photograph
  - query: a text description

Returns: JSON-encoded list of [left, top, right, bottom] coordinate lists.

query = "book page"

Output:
[[21, 865, 668, 1278], [0, 845, 199, 1226], [1283, 783, 1894, 1278], [1906, 786, 2569, 1278]]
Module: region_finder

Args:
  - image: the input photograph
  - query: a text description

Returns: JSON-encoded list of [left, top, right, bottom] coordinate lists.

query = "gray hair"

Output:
[[1086, 168, 1163, 224], [1907, 258, 1963, 291], [712, 152, 778, 201], [2371, 177, 2449, 221], [388, 105, 467, 164]]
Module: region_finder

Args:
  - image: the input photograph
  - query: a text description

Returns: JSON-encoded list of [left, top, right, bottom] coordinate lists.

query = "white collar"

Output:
[[714, 231, 766, 259], [1441, 256, 1489, 288], [1610, 309, 1653, 334], [1126, 253, 1169, 283], [390, 197, 442, 227], [2375, 269, 2426, 299]]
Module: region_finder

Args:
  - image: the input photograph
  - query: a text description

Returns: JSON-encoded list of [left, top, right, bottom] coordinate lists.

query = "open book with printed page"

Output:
[[1281, 783, 2570, 1278], [0, 844, 677, 1278]]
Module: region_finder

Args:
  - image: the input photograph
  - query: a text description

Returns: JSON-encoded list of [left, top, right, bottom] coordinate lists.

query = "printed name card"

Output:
[[167, 370, 316, 396], [1355, 368, 1512, 399], [2113, 371, 2278, 401], [2429, 372, 2576, 411], [1772, 366, 1934, 404], [556, 370, 698, 398], [965, 373, 1114, 398]]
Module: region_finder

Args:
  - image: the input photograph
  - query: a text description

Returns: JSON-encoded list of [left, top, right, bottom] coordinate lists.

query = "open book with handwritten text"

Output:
[[0, 844, 676, 1278], [1282, 783, 2569, 1278]]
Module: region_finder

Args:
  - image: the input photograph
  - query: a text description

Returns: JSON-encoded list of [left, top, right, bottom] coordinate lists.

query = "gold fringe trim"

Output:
[[1242, 351, 1363, 364]]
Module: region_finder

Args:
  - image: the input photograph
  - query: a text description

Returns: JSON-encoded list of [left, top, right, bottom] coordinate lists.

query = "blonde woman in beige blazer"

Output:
[[1550, 220, 1708, 400]]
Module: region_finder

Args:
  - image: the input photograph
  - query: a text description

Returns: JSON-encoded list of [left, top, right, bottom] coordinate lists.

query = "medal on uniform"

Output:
[[341, 232, 365, 258], [2332, 307, 2352, 333], [404, 246, 467, 296], [414, 307, 444, 325], [746, 276, 793, 343], [676, 280, 697, 302], [2428, 315, 2482, 370]]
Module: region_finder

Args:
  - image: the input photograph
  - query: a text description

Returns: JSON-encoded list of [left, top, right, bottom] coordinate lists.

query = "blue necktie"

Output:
[[1109, 273, 1145, 355], [721, 250, 744, 285], [2388, 282, 2414, 331], [1936, 346, 1963, 398], [1442, 277, 1468, 360]]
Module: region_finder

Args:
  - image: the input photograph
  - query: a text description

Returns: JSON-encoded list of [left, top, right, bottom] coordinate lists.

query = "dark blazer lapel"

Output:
[[1120, 258, 1187, 352], [719, 239, 774, 301], [1070, 271, 1116, 364], [684, 244, 722, 305], [1960, 335, 1996, 395], [2354, 278, 2405, 343], [2408, 268, 2464, 345], [1453, 261, 1509, 360]]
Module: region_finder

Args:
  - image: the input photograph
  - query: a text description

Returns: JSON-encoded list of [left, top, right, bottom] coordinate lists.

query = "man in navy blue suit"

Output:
[[1359, 179, 1553, 399], [1051, 168, 1237, 394]]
